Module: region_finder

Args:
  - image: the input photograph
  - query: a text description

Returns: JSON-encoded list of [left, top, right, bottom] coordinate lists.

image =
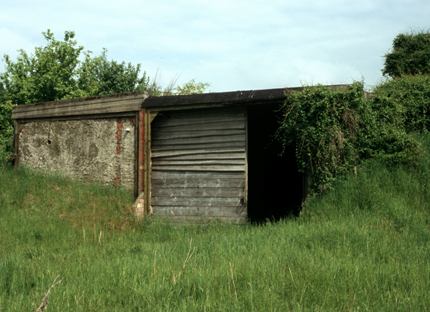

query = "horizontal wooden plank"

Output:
[[152, 206, 246, 218], [153, 134, 244, 146], [15, 112, 137, 123], [151, 129, 245, 141], [152, 153, 245, 161], [152, 119, 245, 132], [154, 107, 244, 120], [153, 159, 245, 166], [152, 196, 243, 207], [14, 93, 145, 111], [153, 120, 245, 132], [152, 186, 244, 198], [151, 171, 244, 180], [13, 98, 143, 120], [152, 178, 244, 188], [151, 141, 245, 151], [153, 115, 244, 125], [150, 215, 247, 224], [152, 164, 245, 172], [151, 149, 245, 159], [13, 99, 138, 116], [25, 102, 140, 118], [152, 109, 244, 128]]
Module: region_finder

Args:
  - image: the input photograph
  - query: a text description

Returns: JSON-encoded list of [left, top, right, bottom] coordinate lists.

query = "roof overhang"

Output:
[[142, 88, 287, 111], [12, 84, 352, 120], [12, 94, 147, 120]]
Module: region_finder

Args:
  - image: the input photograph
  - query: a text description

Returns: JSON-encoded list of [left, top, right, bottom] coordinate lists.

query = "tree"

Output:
[[0, 29, 209, 105], [0, 30, 152, 104], [77, 49, 151, 97], [383, 32, 430, 78]]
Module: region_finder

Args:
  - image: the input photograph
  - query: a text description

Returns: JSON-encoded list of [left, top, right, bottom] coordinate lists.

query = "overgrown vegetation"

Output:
[[1, 134, 430, 311], [0, 101, 13, 164], [277, 81, 425, 192], [278, 83, 367, 191], [372, 74, 430, 132]]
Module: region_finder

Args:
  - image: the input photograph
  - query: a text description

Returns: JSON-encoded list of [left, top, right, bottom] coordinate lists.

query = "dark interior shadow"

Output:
[[247, 104, 305, 224]]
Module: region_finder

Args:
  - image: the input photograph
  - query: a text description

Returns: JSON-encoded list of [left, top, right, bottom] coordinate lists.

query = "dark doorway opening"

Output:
[[247, 104, 305, 223]]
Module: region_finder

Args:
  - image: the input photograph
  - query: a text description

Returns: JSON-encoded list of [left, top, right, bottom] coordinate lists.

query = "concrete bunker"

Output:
[[12, 86, 347, 223]]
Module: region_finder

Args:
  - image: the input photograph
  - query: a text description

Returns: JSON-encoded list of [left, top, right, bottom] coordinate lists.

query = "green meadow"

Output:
[[1, 135, 430, 311]]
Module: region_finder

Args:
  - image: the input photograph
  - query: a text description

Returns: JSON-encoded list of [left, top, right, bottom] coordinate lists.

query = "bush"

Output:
[[0, 101, 13, 164], [372, 75, 430, 132], [361, 127, 421, 167], [383, 32, 430, 78], [277, 82, 422, 193], [278, 83, 367, 192]]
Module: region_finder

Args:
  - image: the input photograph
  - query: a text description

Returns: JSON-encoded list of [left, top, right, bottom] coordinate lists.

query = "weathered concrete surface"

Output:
[[17, 118, 136, 189]]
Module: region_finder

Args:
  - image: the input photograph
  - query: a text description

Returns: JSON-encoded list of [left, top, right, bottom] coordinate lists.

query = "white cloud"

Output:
[[0, 0, 429, 91]]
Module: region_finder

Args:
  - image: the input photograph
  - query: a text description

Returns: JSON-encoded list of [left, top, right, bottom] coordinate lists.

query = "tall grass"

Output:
[[1, 135, 430, 311]]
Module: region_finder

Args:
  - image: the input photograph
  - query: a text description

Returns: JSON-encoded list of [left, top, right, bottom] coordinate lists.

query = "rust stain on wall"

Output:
[[115, 119, 124, 155], [113, 175, 121, 186]]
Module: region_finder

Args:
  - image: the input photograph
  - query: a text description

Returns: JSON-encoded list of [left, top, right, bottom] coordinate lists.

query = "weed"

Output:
[[1, 135, 430, 310]]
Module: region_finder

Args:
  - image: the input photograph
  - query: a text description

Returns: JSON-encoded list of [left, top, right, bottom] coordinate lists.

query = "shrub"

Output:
[[277, 82, 422, 193], [0, 101, 14, 164], [383, 32, 430, 78], [372, 75, 430, 132], [278, 83, 367, 192]]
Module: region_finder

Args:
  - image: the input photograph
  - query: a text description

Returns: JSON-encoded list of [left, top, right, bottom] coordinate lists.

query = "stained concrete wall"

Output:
[[17, 118, 136, 189]]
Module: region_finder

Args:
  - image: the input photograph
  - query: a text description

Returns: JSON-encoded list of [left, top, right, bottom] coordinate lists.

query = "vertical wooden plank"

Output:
[[244, 109, 249, 210], [133, 111, 146, 218], [133, 114, 138, 198], [144, 111, 156, 215]]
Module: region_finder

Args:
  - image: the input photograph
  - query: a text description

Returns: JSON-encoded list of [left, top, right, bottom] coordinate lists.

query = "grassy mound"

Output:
[[1, 135, 430, 311]]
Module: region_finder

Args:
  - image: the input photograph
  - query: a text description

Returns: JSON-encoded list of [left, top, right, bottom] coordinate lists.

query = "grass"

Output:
[[1, 136, 430, 311]]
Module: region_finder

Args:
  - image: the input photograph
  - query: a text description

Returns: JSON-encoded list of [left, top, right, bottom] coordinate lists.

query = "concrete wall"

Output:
[[17, 118, 136, 189]]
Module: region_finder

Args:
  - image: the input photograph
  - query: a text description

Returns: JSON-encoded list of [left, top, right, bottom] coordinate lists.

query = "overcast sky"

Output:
[[0, 0, 429, 92]]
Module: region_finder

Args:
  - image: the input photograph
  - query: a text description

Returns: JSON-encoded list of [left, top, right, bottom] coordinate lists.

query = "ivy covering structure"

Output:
[[277, 80, 429, 193]]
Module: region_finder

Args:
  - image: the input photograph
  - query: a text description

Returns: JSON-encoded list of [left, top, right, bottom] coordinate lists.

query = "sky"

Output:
[[0, 0, 429, 92]]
